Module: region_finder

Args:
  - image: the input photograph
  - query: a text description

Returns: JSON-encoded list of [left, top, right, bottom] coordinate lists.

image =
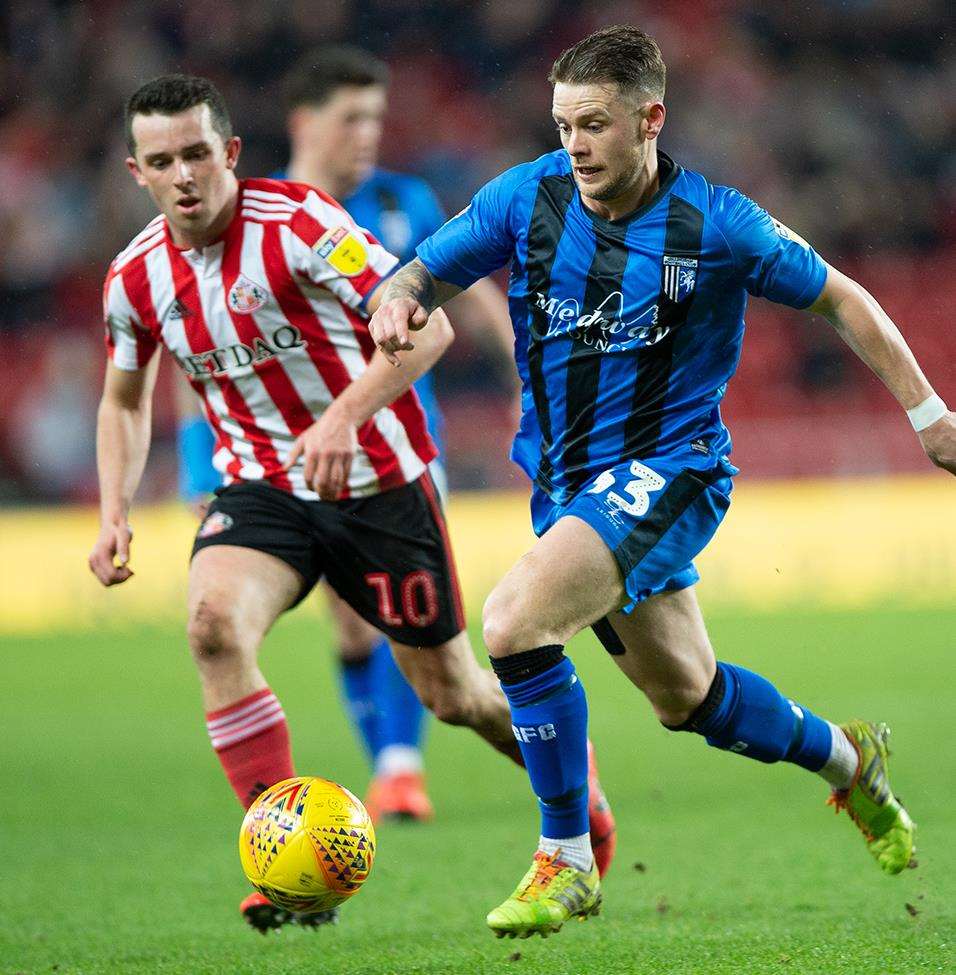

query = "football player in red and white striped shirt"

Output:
[[88, 75, 523, 929]]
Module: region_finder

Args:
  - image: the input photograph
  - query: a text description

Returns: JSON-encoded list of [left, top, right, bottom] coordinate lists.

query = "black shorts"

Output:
[[191, 473, 466, 647]]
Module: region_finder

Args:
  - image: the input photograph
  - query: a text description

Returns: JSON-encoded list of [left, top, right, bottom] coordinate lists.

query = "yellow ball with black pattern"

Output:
[[239, 776, 376, 914]]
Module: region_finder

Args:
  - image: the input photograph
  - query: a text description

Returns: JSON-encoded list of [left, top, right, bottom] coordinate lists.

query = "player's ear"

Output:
[[224, 136, 242, 171], [125, 157, 148, 187], [642, 102, 665, 141]]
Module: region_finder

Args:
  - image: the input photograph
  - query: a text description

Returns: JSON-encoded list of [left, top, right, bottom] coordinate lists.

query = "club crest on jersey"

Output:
[[198, 511, 233, 538], [314, 226, 368, 277], [662, 255, 698, 303], [228, 274, 269, 314]]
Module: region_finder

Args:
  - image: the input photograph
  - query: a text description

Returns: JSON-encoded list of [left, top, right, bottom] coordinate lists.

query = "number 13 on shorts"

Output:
[[587, 460, 666, 517]]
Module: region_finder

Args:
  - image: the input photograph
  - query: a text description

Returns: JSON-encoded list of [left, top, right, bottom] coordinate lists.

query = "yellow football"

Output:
[[239, 776, 376, 914]]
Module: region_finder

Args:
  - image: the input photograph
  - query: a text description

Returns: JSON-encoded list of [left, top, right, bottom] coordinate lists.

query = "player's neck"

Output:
[[581, 148, 659, 223], [168, 176, 240, 251], [287, 155, 358, 201]]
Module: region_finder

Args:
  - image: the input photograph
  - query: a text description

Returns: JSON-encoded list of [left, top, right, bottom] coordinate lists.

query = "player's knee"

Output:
[[482, 588, 540, 658], [187, 597, 247, 662]]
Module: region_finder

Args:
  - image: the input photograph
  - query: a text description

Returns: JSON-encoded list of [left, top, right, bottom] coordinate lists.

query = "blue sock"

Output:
[[371, 636, 427, 757], [491, 646, 590, 839], [673, 662, 832, 771], [338, 650, 381, 766]]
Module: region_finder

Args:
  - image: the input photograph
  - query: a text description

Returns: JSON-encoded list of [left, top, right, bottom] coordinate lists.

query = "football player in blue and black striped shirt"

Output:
[[371, 25, 956, 938]]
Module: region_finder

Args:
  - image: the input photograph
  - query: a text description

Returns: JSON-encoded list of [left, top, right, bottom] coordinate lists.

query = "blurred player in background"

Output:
[[177, 46, 515, 823], [372, 25, 956, 938], [88, 74, 608, 934]]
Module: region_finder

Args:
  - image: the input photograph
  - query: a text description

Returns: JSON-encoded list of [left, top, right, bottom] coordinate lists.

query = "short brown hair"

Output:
[[125, 75, 232, 155], [284, 45, 389, 111], [549, 25, 666, 101]]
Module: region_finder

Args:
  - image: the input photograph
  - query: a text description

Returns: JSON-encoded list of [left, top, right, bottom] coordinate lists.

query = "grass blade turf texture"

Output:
[[1, 606, 952, 974]]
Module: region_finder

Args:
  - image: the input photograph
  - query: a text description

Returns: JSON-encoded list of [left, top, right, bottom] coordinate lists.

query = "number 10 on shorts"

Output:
[[365, 571, 440, 629]]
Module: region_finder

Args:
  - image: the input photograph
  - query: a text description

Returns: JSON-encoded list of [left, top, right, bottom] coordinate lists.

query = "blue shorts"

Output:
[[530, 455, 737, 614]]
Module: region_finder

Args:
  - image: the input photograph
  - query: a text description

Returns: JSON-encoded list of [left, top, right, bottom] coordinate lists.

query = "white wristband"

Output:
[[907, 393, 948, 432]]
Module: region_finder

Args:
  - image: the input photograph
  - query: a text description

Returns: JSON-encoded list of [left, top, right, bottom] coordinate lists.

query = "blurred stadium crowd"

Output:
[[0, 0, 953, 501]]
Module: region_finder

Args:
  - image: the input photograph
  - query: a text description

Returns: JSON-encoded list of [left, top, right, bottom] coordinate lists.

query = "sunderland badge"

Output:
[[228, 274, 268, 314]]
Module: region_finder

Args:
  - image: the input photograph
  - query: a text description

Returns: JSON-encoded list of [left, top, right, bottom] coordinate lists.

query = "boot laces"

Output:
[[518, 850, 568, 901], [826, 790, 875, 843]]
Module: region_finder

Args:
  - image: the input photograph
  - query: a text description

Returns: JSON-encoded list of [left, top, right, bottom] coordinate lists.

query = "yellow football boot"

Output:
[[486, 851, 601, 939], [827, 720, 916, 875]]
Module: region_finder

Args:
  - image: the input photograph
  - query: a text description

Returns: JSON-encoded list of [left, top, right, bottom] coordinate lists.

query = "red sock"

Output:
[[206, 687, 294, 809]]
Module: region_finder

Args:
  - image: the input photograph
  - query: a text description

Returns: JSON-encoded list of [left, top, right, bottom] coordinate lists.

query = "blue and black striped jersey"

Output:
[[417, 150, 827, 503]]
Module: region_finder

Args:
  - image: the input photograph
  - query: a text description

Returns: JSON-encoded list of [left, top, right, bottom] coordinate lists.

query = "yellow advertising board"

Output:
[[1, 476, 953, 635]]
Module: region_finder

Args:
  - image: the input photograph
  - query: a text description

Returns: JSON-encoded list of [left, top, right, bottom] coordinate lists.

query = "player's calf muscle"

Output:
[[392, 637, 515, 760], [415, 683, 471, 726], [393, 637, 476, 725], [612, 635, 716, 724], [643, 680, 710, 726], [607, 590, 717, 723]]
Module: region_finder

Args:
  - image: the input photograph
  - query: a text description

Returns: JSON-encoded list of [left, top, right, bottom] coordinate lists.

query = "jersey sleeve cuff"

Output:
[[791, 258, 828, 309], [415, 247, 476, 292], [107, 352, 145, 371]]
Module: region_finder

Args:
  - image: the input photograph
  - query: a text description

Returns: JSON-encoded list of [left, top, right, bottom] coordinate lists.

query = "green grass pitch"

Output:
[[2, 605, 953, 974]]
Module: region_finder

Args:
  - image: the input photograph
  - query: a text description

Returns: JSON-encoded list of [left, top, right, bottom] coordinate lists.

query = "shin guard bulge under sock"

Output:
[[492, 646, 591, 844], [669, 662, 834, 772], [206, 687, 294, 808]]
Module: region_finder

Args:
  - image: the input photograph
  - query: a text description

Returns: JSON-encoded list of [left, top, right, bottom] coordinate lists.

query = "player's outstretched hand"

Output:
[[285, 405, 358, 501], [368, 297, 428, 366], [88, 521, 134, 586], [918, 411, 956, 476]]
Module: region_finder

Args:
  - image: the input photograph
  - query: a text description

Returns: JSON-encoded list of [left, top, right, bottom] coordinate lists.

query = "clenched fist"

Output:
[[88, 520, 134, 586]]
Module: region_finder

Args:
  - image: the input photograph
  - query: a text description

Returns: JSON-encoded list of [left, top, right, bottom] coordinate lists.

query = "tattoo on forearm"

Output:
[[382, 259, 438, 312]]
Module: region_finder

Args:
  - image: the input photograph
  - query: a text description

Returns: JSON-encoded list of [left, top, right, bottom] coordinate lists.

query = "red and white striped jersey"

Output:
[[103, 178, 436, 499]]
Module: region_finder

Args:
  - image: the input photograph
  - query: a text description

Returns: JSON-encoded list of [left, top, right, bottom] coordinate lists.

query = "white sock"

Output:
[[374, 744, 423, 777], [817, 722, 860, 791], [538, 833, 592, 873]]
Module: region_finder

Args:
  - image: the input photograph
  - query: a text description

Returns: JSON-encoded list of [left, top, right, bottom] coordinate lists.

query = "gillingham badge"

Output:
[[662, 255, 698, 303]]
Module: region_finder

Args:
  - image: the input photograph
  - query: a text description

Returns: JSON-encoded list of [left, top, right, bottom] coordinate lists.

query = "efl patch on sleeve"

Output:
[[770, 216, 811, 251], [313, 226, 369, 277]]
